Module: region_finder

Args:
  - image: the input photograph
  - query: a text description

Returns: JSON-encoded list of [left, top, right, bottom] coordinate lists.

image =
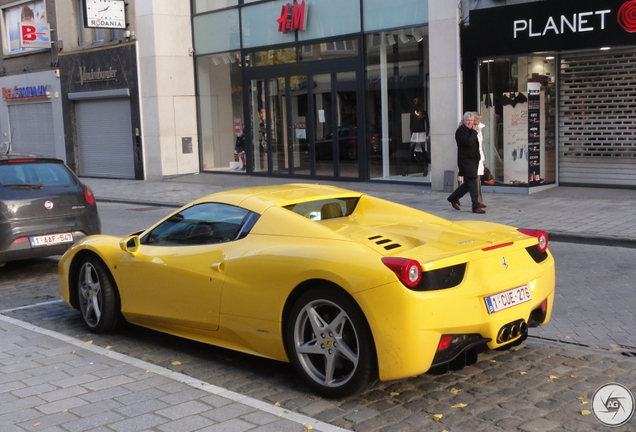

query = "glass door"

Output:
[[248, 68, 361, 179]]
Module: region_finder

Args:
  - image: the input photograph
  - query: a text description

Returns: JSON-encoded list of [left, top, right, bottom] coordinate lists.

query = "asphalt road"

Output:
[[1, 202, 635, 432]]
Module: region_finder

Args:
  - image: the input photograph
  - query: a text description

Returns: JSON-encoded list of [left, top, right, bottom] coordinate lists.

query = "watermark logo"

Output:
[[618, 1, 636, 33], [592, 383, 635, 427]]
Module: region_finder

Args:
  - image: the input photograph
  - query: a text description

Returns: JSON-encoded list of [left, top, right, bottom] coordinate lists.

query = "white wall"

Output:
[[136, 0, 199, 180], [428, 1, 462, 192]]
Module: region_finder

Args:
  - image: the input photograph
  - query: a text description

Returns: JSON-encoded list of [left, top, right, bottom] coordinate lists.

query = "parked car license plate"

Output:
[[484, 285, 531, 314], [30, 233, 74, 247]]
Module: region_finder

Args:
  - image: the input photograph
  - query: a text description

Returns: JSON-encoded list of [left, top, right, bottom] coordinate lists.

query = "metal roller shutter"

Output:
[[559, 50, 636, 187], [8, 103, 55, 156], [76, 98, 135, 179]]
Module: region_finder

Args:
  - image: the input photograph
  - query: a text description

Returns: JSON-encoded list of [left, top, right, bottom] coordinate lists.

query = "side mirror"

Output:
[[119, 235, 140, 254]]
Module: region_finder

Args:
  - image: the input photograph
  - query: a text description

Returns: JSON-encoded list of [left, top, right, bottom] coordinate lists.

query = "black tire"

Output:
[[76, 256, 124, 333], [285, 288, 377, 398]]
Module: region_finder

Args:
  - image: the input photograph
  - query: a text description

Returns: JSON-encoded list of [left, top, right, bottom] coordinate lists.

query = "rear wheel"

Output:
[[76, 256, 124, 333], [286, 288, 377, 398]]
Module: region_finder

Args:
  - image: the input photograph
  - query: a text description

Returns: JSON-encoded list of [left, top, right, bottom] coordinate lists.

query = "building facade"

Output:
[[192, 0, 463, 192], [1, 0, 200, 181], [0, 0, 64, 158], [463, 0, 636, 190]]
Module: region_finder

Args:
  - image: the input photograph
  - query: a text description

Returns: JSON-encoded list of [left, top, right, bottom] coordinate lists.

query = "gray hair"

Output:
[[463, 111, 474, 121]]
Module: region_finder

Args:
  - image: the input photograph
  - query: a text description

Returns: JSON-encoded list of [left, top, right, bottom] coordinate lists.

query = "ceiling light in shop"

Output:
[[412, 29, 423, 42], [399, 31, 409, 44], [387, 34, 396, 45], [600, 46, 611, 51], [212, 57, 220, 65]]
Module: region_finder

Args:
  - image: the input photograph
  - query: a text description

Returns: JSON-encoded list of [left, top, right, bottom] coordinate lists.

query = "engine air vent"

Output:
[[368, 235, 402, 251]]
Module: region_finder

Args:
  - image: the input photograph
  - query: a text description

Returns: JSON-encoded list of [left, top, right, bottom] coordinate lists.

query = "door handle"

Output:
[[211, 262, 224, 272]]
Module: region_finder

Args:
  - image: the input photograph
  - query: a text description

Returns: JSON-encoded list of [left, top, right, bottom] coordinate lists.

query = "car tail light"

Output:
[[381, 257, 422, 288], [12, 237, 29, 244], [517, 229, 548, 253], [8, 159, 35, 163], [84, 185, 96, 204], [437, 335, 454, 351]]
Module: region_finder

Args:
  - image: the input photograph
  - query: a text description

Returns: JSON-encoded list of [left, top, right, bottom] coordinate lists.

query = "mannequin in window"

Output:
[[409, 98, 430, 176]]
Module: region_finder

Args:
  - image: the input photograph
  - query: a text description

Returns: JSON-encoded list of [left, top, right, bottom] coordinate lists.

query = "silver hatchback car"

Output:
[[0, 153, 101, 267]]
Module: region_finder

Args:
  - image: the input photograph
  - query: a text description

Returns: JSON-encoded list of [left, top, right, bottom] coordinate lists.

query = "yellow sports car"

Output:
[[59, 184, 555, 397]]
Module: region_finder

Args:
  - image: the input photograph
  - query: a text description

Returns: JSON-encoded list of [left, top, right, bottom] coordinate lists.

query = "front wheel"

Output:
[[285, 288, 377, 398], [76, 256, 124, 333]]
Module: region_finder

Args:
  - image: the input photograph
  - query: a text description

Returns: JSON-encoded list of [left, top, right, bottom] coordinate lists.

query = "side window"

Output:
[[283, 197, 359, 221], [141, 203, 253, 246]]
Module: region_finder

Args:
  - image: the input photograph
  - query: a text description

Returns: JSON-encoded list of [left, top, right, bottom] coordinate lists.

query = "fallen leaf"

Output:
[[549, 375, 559, 380], [565, 336, 571, 339], [490, 359, 497, 363], [303, 425, 313, 430], [430, 414, 443, 422], [577, 396, 587, 401], [581, 410, 591, 416], [145, 370, 151, 373], [33, 423, 41, 427], [274, 402, 281, 406], [580, 401, 589, 405], [171, 361, 181, 366], [54, 366, 60, 369], [450, 388, 460, 394], [106, 346, 112, 349], [390, 392, 400, 396], [571, 375, 578, 379], [84, 340, 93, 345], [519, 371, 528, 375], [452, 403, 467, 408]]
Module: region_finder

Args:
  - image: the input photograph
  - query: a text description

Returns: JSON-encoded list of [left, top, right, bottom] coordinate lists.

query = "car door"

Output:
[[117, 203, 251, 331]]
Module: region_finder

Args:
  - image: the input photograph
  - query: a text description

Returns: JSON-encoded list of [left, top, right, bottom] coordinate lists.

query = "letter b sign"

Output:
[[20, 23, 50, 48]]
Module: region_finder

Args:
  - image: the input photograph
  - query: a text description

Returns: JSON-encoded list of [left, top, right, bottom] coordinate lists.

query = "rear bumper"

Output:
[[354, 255, 555, 381], [0, 231, 89, 263]]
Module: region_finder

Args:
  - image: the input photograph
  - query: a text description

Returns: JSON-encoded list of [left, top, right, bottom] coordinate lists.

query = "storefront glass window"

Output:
[[365, 27, 430, 181], [196, 52, 246, 173], [297, 0, 360, 41], [363, 0, 428, 32], [246, 47, 297, 67], [299, 40, 358, 62], [478, 56, 556, 187], [194, 0, 238, 14], [241, 1, 294, 49], [193, 10, 240, 55]]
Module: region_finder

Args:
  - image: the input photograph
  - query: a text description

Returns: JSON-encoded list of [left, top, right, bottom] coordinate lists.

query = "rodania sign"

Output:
[[466, 0, 636, 56]]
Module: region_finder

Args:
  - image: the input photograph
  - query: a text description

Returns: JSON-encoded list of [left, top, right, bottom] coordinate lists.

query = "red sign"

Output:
[[20, 22, 50, 48], [277, 0, 307, 34]]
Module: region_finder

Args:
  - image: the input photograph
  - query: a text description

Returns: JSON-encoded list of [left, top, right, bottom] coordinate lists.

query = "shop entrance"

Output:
[[246, 63, 362, 179]]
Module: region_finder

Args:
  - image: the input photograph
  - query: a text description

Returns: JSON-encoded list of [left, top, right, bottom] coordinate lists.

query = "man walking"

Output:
[[447, 112, 485, 214]]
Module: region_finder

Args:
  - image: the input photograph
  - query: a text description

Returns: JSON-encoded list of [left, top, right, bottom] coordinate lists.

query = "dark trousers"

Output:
[[448, 176, 479, 210]]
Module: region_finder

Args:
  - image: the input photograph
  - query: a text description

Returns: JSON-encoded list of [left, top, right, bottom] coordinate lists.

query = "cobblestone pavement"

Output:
[[2, 300, 635, 432]]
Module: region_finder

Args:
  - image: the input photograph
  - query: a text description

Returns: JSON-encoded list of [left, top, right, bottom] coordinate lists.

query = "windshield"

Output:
[[0, 162, 74, 188]]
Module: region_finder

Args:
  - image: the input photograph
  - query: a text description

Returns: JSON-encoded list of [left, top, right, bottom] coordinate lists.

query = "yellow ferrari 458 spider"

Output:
[[59, 184, 555, 398]]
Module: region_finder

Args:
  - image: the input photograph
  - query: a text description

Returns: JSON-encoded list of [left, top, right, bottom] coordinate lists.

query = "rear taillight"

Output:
[[12, 237, 29, 244], [517, 229, 548, 253], [84, 185, 96, 204], [437, 335, 454, 351], [381, 257, 422, 288]]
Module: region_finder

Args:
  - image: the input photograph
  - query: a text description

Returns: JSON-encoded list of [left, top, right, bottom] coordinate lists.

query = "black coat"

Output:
[[455, 124, 479, 178]]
